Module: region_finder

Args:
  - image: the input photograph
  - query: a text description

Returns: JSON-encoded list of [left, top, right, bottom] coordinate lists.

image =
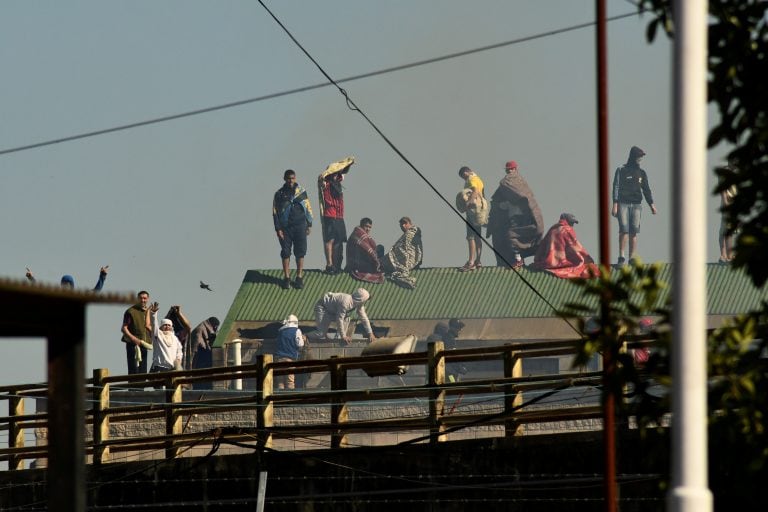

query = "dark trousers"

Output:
[[125, 343, 148, 374]]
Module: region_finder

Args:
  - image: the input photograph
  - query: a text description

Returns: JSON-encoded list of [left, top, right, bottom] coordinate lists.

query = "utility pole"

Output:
[[669, 1, 713, 510], [595, 1, 617, 511]]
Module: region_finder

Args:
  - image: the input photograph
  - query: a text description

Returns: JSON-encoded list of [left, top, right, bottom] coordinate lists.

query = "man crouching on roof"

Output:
[[313, 288, 376, 344]]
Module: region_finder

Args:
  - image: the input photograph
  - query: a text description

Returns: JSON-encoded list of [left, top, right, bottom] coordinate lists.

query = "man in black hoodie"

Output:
[[611, 146, 657, 264]]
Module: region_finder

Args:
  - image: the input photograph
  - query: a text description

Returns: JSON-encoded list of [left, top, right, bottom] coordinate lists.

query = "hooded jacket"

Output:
[[612, 146, 654, 205]]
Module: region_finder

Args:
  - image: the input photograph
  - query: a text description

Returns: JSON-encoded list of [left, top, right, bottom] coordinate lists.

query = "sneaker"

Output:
[[617, 256, 626, 265], [324, 265, 337, 275], [458, 261, 476, 272], [293, 275, 304, 289], [475, 261, 482, 269], [281, 277, 291, 290]]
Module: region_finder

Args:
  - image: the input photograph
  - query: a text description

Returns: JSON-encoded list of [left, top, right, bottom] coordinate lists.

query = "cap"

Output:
[[630, 146, 646, 158], [448, 318, 465, 331], [160, 318, 174, 328], [505, 160, 518, 171], [458, 166, 471, 177], [352, 288, 370, 303], [60, 275, 75, 287], [560, 213, 578, 225]]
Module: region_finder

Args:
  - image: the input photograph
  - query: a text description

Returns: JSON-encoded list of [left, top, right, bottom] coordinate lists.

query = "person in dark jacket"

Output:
[[273, 169, 313, 290], [425, 319, 467, 382], [274, 314, 305, 390], [189, 317, 219, 367], [611, 146, 657, 264]]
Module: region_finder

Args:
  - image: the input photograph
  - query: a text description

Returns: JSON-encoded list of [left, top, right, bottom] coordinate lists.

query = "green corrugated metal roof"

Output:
[[217, 264, 767, 346]]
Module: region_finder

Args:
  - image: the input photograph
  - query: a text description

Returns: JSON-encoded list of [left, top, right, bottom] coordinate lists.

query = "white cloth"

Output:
[[314, 292, 372, 338], [282, 314, 299, 328], [151, 311, 183, 368]]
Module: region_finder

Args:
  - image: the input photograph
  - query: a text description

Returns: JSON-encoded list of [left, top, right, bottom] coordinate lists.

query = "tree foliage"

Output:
[[638, 0, 768, 287], [558, 260, 671, 431], [562, 4, 768, 506], [560, 263, 768, 508]]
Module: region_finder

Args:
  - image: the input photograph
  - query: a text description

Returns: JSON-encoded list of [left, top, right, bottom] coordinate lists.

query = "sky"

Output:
[[0, 0, 729, 386]]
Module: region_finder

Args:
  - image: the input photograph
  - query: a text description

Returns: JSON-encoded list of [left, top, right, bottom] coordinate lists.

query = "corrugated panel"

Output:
[[218, 264, 768, 345], [706, 263, 767, 314], [229, 267, 597, 321]]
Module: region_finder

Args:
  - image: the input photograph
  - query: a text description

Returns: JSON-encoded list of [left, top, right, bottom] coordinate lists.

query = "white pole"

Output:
[[669, 1, 713, 511], [232, 338, 243, 391]]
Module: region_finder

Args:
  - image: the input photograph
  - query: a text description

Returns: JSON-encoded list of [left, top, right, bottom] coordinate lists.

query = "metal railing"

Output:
[[1, 339, 612, 470]]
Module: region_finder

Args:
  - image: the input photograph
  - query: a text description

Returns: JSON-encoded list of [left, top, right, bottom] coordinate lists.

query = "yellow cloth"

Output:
[[464, 174, 484, 196]]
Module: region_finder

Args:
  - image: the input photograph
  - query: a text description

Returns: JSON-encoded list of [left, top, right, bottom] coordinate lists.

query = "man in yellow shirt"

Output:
[[458, 166, 485, 271]]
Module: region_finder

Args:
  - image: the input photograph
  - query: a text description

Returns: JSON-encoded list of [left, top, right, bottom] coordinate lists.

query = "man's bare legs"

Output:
[[628, 234, 638, 260], [467, 239, 477, 266], [618, 233, 628, 262], [466, 233, 483, 264], [324, 240, 335, 271], [282, 258, 291, 279], [282, 257, 304, 283], [719, 231, 734, 262]]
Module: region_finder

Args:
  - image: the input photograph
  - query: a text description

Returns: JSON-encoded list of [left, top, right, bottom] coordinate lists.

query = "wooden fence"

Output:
[[0, 339, 626, 471]]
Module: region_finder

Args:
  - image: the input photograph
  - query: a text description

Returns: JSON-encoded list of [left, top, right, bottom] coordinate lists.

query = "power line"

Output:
[[256, 0, 600, 334], [0, 11, 637, 157]]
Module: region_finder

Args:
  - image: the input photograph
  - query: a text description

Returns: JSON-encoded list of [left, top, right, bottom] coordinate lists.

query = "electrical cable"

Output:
[[0, 11, 638, 157], [257, 0, 612, 335]]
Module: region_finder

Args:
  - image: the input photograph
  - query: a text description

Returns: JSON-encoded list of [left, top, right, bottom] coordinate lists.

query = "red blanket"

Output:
[[345, 226, 384, 284], [531, 219, 599, 278]]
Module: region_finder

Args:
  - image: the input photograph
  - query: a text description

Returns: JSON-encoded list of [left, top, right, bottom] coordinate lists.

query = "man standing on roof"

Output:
[[313, 288, 376, 344], [611, 146, 657, 265], [318, 157, 353, 274], [486, 161, 544, 269], [457, 166, 488, 272], [273, 169, 313, 290]]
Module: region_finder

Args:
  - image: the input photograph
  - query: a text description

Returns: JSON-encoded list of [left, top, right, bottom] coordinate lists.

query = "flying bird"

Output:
[[200, 281, 213, 291]]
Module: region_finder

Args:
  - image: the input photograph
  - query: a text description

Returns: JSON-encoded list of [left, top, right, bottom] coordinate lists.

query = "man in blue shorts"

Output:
[[273, 169, 313, 289], [611, 146, 657, 264]]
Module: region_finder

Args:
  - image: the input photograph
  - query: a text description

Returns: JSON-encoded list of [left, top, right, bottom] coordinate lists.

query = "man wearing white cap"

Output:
[[275, 314, 306, 390], [313, 288, 376, 343], [148, 302, 186, 373]]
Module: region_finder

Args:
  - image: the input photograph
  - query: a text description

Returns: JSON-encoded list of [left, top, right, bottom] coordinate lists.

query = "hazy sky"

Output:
[[0, 1, 728, 385]]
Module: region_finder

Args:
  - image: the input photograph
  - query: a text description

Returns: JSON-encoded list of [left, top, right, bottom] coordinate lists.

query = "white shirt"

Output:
[[151, 312, 184, 369]]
